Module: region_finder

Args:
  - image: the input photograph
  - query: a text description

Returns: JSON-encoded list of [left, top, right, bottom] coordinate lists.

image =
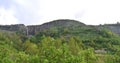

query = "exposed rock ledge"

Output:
[[0, 19, 120, 36]]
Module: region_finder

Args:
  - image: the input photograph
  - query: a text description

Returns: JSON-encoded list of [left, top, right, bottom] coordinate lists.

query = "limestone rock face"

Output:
[[1, 19, 120, 36], [103, 24, 120, 35], [0, 24, 27, 35], [27, 19, 86, 35]]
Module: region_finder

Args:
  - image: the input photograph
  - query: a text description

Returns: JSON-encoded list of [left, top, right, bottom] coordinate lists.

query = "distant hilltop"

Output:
[[0, 19, 120, 36]]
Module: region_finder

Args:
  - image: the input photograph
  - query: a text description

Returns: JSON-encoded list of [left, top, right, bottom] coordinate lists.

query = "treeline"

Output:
[[0, 26, 120, 63]]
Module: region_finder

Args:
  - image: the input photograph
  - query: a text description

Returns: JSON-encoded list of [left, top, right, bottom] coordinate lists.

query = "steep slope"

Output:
[[29, 20, 120, 52], [27, 19, 86, 35], [0, 19, 120, 53], [0, 19, 120, 36], [98, 23, 120, 35], [0, 24, 27, 35]]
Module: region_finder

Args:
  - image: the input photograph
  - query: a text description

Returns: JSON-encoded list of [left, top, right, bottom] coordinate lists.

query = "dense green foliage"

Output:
[[0, 24, 120, 63]]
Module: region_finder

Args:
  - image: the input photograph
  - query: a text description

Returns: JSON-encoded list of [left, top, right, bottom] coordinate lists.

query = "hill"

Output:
[[0, 19, 120, 36], [27, 19, 86, 35], [31, 20, 120, 52], [0, 19, 120, 63]]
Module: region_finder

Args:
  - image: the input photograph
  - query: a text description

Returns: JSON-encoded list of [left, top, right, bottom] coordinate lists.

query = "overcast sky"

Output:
[[0, 0, 120, 25]]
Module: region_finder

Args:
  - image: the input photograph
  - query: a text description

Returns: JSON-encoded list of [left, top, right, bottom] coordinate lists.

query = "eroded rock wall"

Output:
[[0, 23, 120, 36], [0, 24, 27, 35], [103, 24, 120, 35]]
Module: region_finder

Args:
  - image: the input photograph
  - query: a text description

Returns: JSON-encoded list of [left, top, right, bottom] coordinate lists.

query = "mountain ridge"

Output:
[[0, 19, 120, 36]]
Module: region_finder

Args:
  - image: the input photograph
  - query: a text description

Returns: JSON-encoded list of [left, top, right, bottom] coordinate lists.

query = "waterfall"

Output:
[[26, 27, 28, 36]]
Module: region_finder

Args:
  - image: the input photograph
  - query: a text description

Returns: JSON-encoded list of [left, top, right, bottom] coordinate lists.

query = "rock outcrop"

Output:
[[0, 24, 27, 35], [0, 19, 120, 36], [27, 19, 86, 35], [101, 23, 120, 35]]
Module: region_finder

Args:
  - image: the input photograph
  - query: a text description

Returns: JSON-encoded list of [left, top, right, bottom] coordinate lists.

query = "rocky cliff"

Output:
[[0, 19, 120, 36], [0, 24, 27, 35], [27, 19, 86, 35], [100, 23, 120, 35]]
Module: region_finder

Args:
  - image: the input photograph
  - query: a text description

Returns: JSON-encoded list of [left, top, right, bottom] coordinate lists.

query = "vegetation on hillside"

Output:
[[0, 20, 120, 63]]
